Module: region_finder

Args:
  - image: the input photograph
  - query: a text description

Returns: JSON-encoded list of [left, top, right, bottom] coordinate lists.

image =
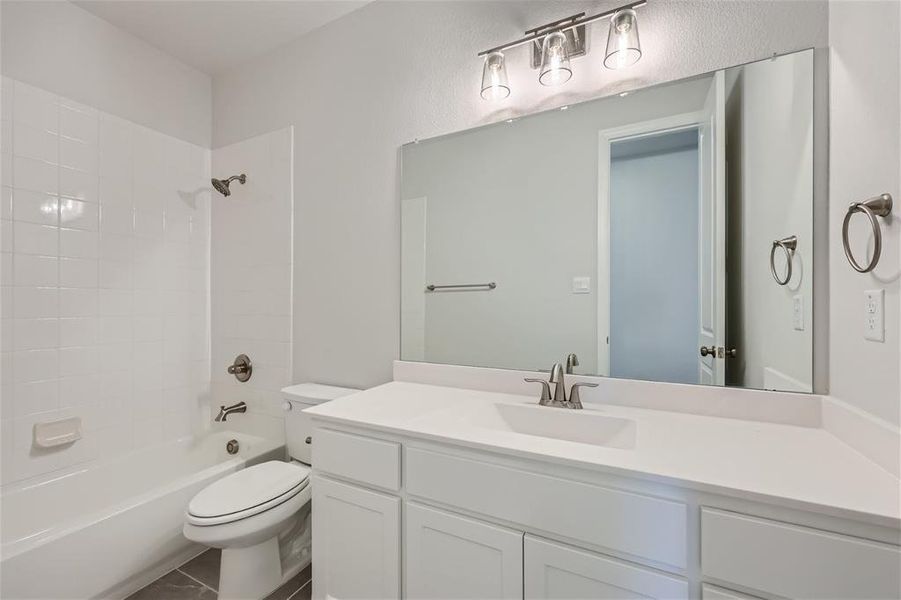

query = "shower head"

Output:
[[211, 174, 246, 197]]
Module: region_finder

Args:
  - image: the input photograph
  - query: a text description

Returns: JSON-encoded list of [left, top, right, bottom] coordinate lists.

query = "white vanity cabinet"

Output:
[[524, 535, 689, 599], [311, 475, 401, 600], [310, 424, 900, 600], [406, 503, 523, 599]]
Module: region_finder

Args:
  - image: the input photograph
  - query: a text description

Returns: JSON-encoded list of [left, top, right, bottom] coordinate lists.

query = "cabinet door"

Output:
[[312, 475, 400, 600], [406, 502, 523, 599], [524, 535, 688, 600]]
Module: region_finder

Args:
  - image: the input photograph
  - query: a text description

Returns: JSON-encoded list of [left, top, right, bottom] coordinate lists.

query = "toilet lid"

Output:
[[188, 461, 310, 519]]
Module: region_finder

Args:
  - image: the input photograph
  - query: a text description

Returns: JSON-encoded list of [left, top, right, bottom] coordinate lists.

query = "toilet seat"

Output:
[[187, 461, 310, 526]]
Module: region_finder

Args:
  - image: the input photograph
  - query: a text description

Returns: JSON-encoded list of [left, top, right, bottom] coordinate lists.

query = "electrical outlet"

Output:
[[572, 277, 590, 294], [864, 289, 884, 342], [792, 295, 804, 331]]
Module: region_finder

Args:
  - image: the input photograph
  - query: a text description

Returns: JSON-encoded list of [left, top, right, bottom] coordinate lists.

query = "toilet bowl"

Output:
[[183, 383, 358, 600]]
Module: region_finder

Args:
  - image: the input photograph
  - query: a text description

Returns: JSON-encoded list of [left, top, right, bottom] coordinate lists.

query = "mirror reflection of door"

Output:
[[601, 72, 726, 386]]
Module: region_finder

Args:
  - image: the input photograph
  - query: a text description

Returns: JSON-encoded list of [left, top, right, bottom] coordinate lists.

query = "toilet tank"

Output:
[[282, 383, 358, 464]]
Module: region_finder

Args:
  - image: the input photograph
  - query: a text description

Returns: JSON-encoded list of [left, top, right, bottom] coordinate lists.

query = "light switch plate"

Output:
[[792, 295, 804, 331], [572, 277, 590, 294], [864, 289, 884, 342]]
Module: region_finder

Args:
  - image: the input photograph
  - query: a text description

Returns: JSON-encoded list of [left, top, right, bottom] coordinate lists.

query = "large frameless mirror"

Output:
[[401, 49, 820, 393]]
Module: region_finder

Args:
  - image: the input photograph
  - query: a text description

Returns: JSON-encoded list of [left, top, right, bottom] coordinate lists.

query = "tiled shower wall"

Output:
[[211, 128, 293, 433], [0, 79, 211, 485]]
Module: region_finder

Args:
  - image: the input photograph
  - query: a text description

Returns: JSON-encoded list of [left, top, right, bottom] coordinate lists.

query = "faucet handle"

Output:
[[569, 382, 599, 408], [524, 378, 552, 404]]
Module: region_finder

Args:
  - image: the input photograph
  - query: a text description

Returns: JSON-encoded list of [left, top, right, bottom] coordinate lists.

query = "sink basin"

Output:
[[468, 403, 636, 450]]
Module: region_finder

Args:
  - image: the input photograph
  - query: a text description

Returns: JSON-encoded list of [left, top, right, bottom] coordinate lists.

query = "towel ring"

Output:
[[842, 194, 893, 273], [770, 236, 797, 286]]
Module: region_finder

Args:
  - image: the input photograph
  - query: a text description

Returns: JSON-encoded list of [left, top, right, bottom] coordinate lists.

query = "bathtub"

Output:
[[0, 430, 284, 600]]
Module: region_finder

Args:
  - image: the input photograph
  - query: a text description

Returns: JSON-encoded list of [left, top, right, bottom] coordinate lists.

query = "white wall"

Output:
[[211, 128, 293, 436], [0, 79, 211, 485], [829, 0, 900, 425], [725, 50, 814, 393], [213, 0, 828, 390], [1, 0, 211, 147]]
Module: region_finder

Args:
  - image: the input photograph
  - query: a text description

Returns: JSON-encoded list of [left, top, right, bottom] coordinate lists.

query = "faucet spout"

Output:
[[215, 401, 247, 422], [549, 363, 566, 403]]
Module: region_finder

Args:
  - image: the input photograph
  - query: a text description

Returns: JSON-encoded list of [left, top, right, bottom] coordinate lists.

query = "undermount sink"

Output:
[[468, 403, 637, 450]]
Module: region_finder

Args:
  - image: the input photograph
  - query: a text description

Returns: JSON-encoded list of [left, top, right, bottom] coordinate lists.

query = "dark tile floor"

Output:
[[126, 549, 312, 600]]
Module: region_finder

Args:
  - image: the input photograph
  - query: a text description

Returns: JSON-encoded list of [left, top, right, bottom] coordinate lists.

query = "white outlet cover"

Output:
[[864, 289, 885, 342], [572, 277, 591, 294], [792, 295, 804, 331]]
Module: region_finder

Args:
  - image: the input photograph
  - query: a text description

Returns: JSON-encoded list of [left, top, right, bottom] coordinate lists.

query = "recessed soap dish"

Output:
[[33, 417, 82, 448]]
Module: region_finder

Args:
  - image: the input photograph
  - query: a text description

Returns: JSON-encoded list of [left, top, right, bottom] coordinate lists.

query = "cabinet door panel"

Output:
[[524, 535, 688, 600], [312, 475, 400, 600], [406, 502, 523, 599]]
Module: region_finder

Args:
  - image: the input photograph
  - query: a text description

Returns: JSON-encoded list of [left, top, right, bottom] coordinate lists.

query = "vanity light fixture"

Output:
[[604, 9, 642, 69], [477, 0, 647, 100], [480, 52, 511, 100]]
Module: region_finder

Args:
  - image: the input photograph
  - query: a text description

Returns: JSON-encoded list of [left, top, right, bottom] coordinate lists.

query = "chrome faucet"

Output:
[[565, 353, 579, 374], [215, 401, 247, 422], [524, 362, 598, 409]]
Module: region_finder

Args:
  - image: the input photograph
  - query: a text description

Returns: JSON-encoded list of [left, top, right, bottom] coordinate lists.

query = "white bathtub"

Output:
[[0, 430, 284, 600]]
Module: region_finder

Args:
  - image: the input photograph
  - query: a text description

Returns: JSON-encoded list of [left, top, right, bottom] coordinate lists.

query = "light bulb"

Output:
[[539, 31, 572, 86]]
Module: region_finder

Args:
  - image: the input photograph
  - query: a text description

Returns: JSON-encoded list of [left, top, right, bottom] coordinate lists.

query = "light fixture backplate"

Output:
[[530, 26, 587, 69]]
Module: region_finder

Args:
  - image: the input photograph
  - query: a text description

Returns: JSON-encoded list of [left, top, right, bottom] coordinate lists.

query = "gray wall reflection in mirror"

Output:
[[401, 49, 815, 393]]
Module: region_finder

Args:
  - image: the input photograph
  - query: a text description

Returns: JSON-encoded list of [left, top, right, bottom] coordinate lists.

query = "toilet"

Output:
[[183, 383, 358, 600]]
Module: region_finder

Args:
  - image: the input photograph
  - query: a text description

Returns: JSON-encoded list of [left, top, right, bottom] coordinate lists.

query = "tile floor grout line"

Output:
[[285, 577, 313, 600], [175, 568, 218, 594]]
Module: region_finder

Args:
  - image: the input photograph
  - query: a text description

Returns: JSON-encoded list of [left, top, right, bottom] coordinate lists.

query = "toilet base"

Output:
[[218, 537, 283, 600]]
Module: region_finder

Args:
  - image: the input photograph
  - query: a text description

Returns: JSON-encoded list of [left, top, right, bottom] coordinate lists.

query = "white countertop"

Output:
[[305, 381, 901, 528]]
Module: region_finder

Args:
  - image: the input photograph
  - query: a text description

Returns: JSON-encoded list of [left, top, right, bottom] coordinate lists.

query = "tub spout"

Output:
[[215, 401, 247, 422]]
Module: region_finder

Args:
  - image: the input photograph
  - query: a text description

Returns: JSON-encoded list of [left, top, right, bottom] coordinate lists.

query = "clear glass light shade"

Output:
[[481, 52, 511, 100], [604, 9, 642, 69], [539, 31, 572, 86]]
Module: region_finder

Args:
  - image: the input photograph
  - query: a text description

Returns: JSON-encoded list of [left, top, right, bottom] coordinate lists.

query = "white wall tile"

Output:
[[59, 317, 97, 347], [99, 176, 132, 206], [59, 345, 98, 377], [59, 137, 97, 174], [13, 318, 58, 350], [59, 227, 98, 259], [59, 166, 98, 202], [13, 348, 59, 383], [13, 122, 58, 165], [59, 198, 98, 231], [13, 286, 58, 318], [211, 128, 293, 418], [13, 189, 58, 226], [13, 379, 58, 417], [14, 254, 57, 286], [13, 221, 57, 256], [59, 257, 98, 288], [14, 155, 57, 194], [59, 104, 98, 145], [58, 287, 97, 317], [1, 79, 210, 487]]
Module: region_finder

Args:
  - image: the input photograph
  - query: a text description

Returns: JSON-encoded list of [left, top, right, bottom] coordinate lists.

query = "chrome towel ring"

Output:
[[770, 236, 798, 286], [842, 193, 893, 273]]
